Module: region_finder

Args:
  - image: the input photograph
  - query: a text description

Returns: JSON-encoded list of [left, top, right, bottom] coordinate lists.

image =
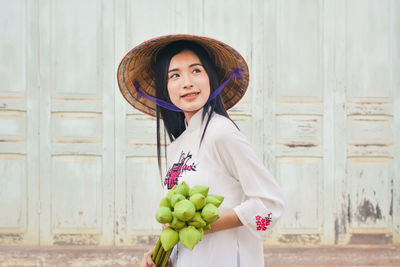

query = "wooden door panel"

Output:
[[0, 0, 39, 245], [277, 158, 322, 230], [346, 0, 391, 99], [0, 155, 27, 230], [336, 0, 396, 245], [271, 0, 325, 245], [347, 158, 393, 229], [277, 0, 322, 101], [51, 156, 103, 232], [39, 0, 114, 245]]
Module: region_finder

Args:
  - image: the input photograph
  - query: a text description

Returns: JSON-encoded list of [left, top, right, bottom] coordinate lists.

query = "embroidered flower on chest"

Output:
[[164, 151, 197, 189], [255, 212, 272, 231]]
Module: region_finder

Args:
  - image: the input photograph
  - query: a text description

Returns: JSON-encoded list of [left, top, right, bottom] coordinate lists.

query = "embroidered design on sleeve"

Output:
[[255, 212, 272, 231], [164, 151, 197, 189]]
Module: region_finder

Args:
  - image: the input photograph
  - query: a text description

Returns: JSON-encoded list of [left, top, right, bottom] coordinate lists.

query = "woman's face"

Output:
[[167, 49, 210, 123]]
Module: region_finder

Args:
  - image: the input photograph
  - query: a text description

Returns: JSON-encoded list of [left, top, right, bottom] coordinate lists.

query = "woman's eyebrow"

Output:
[[168, 68, 179, 73], [189, 63, 203, 67], [168, 63, 203, 73]]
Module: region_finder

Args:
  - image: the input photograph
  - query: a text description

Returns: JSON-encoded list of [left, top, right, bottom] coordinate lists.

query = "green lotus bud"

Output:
[[205, 195, 223, 208], [175, 181, 190, 197], [170, 214, 186, 230], [179, 226, 201, 250], [159, 197, 171, 208], [197, 227, 204, 240], [189, 185, 209, 197], [155, 207, 172, 224], [170, 193, 186, 208], [160, 227, 179, 251], [203, 224, 211, 231], [208, 194, 224, 202], [201, 204, 219, 224], [166, 185, 178, 201], [188, 212, 206, 228], [174, 199, 196, 221], [190, 193, 206, 210]]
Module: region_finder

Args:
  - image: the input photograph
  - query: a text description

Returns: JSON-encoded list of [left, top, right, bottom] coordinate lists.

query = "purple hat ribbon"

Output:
[[134, 81, 185, 112], [133, 68, 243, 112], [206, 68, 243, 104]]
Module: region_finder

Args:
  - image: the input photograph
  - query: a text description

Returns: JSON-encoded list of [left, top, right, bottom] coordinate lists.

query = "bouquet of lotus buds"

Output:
[[151, 182, 224, 267]]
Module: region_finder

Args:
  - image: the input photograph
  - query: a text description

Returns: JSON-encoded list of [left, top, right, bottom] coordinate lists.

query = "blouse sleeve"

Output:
[[209, 120, 286, 240]]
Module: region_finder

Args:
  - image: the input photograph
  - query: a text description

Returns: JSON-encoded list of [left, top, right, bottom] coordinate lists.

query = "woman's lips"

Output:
[[181, 92, 199, 100]]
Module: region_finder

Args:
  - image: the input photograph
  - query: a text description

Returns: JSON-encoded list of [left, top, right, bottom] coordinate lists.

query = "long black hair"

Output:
[[154, 40, 238, 182]]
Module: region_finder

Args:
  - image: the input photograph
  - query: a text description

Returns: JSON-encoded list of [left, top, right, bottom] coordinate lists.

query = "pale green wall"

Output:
[[0, 0, 399, 246]]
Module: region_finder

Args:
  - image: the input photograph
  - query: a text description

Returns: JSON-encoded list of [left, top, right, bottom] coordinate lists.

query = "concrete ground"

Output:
[[0, 245, 399, 266]]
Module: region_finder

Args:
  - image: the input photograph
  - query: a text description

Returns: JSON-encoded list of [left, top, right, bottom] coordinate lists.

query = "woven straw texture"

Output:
[[117, 34, 249, 117]]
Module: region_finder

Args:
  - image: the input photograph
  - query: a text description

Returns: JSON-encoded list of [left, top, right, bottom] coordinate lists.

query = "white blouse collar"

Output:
[[184, 107, 211, 133]]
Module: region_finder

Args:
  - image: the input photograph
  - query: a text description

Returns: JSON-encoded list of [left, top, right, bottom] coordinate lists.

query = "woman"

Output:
[[117, 35, 285, 267]]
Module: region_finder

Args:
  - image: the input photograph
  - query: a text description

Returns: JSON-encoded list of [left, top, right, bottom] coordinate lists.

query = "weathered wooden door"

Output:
[[0, 0, 40, 245], [36, 0, 116, 245], [266, 0, 399, 245]]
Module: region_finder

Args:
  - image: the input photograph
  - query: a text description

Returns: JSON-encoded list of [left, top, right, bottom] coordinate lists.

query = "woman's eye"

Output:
[[169, 73, 179, 79], [193, 68, 201, 73]]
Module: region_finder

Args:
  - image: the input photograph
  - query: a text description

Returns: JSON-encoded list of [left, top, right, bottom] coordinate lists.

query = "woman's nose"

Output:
[[182, 74, 194, 89]]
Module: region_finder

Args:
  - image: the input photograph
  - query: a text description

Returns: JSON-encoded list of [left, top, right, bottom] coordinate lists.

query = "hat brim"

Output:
[[117, 34, 249, 117]]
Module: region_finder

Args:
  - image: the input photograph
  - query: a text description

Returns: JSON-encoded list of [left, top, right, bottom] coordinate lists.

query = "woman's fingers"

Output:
[[146, 249, 156, 267], [140, 248, 156, 267], [165, 258, 172, 267], [140, 256, 149, 267]]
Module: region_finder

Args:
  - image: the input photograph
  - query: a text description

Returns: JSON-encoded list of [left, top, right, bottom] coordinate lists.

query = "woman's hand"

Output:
[[140, 246, 173, 267], [140, 248, 156, 267], [141, 226, 174, 266]]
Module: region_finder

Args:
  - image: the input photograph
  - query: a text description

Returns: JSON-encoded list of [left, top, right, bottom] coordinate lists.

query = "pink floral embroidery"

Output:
[[164, 151, 197, 189], [256, 212, 272, 231]]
